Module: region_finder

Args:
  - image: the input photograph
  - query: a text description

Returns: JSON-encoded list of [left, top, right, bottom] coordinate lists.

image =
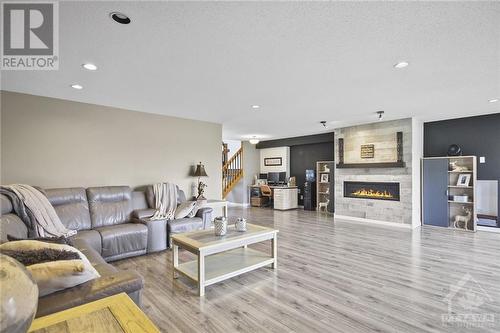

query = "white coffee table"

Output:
[[171, 223, 278, 296]]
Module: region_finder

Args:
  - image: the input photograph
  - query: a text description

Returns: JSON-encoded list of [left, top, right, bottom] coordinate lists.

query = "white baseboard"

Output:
[[334, 214, 414, 229], [477, 226, 500, 233], [227, 202, 250, 208]]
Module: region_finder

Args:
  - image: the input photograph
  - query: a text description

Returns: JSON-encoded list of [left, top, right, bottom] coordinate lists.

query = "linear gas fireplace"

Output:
[[344, 181, 400, 201]]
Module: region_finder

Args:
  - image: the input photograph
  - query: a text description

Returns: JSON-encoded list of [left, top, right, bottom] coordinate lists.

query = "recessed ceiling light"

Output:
[[394, 61, 409, 69], [251, 105, 260, 110], [110, 12, 131, 25], [82, 63, 97, 71], [70, 84, 83, 90], [489, 98, 498, 103]]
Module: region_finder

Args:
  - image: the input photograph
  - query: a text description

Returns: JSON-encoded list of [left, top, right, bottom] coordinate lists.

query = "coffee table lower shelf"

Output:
[[175, 247, 274, 287]]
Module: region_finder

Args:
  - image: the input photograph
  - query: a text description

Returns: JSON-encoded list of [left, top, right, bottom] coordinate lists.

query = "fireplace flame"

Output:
[[351, 188, 394, 199]]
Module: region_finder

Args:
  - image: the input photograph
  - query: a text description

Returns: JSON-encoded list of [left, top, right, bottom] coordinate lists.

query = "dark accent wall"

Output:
[[424, 113, 500, 222], [258, 133, 334, 205], [256, 132, 334, 149], [291, 142, 334, 204]]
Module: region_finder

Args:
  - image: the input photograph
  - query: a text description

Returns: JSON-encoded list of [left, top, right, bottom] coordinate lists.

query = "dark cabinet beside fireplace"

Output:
[[422, 156, 477, 231]]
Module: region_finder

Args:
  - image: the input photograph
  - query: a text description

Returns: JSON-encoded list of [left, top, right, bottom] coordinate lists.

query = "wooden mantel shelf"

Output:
[[336, 162, 406, 169]]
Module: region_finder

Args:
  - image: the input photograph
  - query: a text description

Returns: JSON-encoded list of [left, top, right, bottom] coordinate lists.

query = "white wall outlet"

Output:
[[480, 156, 486, 163]]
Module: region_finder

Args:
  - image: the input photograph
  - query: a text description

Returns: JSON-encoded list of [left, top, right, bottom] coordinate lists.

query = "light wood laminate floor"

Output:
[[115, 207, 500, 332]]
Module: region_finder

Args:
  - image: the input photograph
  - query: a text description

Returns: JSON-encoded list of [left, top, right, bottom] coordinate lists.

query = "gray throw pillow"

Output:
[[187, 201, 200, 218], [0, 240, 100, 296], [174, 201, 197, 219]]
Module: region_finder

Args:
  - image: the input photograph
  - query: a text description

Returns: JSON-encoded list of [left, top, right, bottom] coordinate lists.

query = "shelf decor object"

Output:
[[316, 161, 334, 213], [422, 156, 477, 231], [456, 174, 471, 187]]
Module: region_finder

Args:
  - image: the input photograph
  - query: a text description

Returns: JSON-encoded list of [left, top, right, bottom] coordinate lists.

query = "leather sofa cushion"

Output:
[[96, 223, 147, 259], [87, 186, 133, 228], [131, 191, 148, 210], [71, 238, 107, 266], [71, 230, 102, 255], [1, 194, 13, 214], [168, 217, 203, 234], [46, 188, 91, 231], [0, 214, 28, 243]]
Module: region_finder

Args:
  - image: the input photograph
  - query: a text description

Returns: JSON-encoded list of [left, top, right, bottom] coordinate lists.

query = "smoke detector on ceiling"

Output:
[[110, 12, 131, 24], [376, 111, 384, 121]]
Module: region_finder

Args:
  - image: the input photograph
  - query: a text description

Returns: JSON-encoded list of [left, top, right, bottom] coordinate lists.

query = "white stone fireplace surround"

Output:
[[334, 118, 421, 227]]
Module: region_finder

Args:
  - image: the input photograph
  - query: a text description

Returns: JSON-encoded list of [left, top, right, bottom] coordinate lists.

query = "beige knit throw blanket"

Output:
[[151, 182, 178, 220], [6, 184, 76, 238]]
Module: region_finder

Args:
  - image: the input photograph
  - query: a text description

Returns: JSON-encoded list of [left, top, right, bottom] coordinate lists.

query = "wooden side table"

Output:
[[29, 293, 159, 333]]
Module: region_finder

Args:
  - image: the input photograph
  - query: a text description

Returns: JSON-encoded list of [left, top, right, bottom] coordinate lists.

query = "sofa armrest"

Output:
[[196, 207, 213, 229], [132, 216, 168, 253], [36, 267, 144, 317], [132, 208, 156, 219]]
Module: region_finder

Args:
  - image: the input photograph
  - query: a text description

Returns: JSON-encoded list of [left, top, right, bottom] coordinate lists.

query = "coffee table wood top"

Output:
[[29, 293, 159, 333]]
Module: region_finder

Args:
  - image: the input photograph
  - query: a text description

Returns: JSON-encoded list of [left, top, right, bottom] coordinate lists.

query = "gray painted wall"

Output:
[[1, 91, 222, 199]]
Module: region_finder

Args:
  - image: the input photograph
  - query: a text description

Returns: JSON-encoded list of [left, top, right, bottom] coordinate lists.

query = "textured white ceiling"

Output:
[[2, 1, 499, 140]]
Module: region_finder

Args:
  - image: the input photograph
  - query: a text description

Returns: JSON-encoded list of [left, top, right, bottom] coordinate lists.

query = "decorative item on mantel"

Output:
[[193, 162, 208, 203], [360, 144, 375, 159]]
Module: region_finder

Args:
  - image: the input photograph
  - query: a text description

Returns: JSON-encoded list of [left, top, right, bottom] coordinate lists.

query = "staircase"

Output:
[[222, 146, 243, 198]]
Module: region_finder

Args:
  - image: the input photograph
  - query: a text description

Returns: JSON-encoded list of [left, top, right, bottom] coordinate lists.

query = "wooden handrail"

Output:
[[222, 147, 242, 171], [222, 146, 244, 198]]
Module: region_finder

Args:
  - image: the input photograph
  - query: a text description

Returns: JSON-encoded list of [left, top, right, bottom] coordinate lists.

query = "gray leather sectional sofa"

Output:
[[0, 185, 212, 317]]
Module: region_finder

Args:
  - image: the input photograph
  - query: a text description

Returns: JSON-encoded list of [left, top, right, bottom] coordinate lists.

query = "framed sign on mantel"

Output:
[[360, 144, 375, 159], [264, 157, 282, 166]]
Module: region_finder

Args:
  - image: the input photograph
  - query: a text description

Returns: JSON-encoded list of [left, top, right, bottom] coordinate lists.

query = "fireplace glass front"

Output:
[[344, 181, 400, 201]]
